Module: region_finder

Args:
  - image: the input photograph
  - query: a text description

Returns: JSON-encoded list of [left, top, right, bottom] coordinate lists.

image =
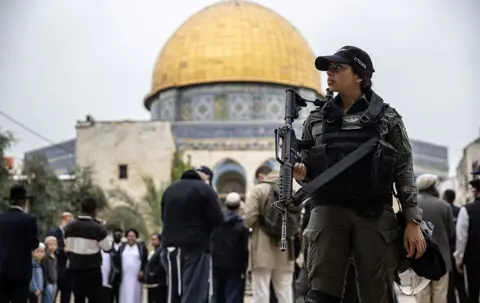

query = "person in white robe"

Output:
[[118, 228, 148, 303]]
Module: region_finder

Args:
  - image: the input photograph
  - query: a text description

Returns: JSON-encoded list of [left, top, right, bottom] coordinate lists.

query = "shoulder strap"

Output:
[[258, 182, 274, 210], [298, 137, 378, 196]]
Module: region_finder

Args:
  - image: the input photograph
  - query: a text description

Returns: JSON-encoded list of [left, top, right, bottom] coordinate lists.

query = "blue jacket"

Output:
[[30, 260, 44, 292]]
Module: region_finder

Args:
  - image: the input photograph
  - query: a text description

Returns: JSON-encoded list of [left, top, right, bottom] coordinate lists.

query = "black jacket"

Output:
[[145, 248, 167, 286], [211, 210, 249, 273], [107, 244, 121, 286], [161, 170, 223, 252], [0, 207, 39, 280]]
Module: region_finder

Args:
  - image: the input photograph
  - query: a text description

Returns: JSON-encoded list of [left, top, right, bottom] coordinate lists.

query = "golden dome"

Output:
[[145, 0, 321, 108]]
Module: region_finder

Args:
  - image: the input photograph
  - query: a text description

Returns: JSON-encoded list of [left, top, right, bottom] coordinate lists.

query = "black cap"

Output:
[[196, 166, 214, 185], [470, 179, 480, 190], [315, 46, 375, 78]]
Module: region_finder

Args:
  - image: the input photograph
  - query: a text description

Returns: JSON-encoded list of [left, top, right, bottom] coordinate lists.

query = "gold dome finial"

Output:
[[145, 0, 322, 109]]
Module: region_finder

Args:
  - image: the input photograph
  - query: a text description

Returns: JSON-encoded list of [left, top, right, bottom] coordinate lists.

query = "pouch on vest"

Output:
[[304, 144, 328, 181], [371, 140, 397, 193]]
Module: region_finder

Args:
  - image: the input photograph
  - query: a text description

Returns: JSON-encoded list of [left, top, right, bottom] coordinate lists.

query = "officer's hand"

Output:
[[404, 222, 426, 259], [293, 163, 307, 181]]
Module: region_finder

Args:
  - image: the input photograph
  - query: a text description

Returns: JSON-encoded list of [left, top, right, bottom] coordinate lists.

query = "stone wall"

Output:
[[456, 139, 480, 204], [75, 120, 175, 204]]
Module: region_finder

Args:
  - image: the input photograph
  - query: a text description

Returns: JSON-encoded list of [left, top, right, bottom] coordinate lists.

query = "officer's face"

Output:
[[326, 63, 358, 93]]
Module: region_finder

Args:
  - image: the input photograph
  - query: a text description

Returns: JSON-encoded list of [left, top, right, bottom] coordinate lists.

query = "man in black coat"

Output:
[[0, 184, 39, 302], [443, 189, 468, 303], [161, 168, 223, 302]]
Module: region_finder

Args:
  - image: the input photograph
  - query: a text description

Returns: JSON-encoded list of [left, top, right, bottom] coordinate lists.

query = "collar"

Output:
[[360, 94, 369, 104], [78, 215, 93, 220], [334, 93, 369, 105], [9, 206, 24, 212], [330, 94, 369, 116]]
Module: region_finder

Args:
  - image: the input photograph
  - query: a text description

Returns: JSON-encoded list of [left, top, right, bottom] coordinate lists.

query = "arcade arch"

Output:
[[212, 158, 247, 202]]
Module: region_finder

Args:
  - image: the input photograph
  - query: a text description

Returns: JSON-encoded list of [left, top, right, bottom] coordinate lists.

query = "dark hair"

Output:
[[255, 165, 273, 179], [113, 228, 123, 233], [361, 77, 372, 92], [125, 228, 139, 238], [151, 233, 161, 241], [80, 197, 97, 214], [10, 199, 27, 207], [226, 202, 241, 211], [351, 64, 372, 93], [443, 189, 456, 203]]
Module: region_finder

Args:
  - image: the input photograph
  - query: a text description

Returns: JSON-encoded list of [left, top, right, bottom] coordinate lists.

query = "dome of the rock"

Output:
[[145, 0, 321, 109]]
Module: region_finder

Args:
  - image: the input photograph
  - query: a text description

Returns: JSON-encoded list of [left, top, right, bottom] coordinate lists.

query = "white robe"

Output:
[[119, 244, 143, 303]]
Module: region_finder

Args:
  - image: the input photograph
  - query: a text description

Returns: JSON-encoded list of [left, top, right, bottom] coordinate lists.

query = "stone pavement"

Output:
[[61, 287, 418, 302], [242, 294, 416, 303]]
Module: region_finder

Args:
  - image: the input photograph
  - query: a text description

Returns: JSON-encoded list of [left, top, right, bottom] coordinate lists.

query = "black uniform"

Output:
[[301, 46, 422, 303]]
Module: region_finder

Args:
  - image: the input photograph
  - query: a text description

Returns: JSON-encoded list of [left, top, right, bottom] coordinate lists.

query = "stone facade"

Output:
[[455, 138, 480, 205], [75, 120, 175, 204]]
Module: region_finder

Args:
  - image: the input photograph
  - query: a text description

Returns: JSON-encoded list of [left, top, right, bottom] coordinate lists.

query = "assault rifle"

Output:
[[273, 89, 333, 251]]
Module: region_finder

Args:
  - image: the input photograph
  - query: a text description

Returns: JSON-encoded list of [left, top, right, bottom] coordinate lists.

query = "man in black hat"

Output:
[[454, 178, 480, 303], [0, 183, 40, 302], [293, 46, 426, 302], [196, 165, 214, 186]]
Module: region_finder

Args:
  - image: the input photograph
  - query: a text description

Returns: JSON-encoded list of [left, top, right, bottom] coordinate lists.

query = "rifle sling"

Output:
[[298, 137, 378, 196]]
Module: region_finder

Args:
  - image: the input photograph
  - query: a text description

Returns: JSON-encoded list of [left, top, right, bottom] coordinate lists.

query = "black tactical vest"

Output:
[[314, 93, 391, 212]]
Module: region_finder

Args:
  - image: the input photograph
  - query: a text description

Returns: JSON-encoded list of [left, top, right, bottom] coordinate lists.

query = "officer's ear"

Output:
[[356, 75, 363, 83]]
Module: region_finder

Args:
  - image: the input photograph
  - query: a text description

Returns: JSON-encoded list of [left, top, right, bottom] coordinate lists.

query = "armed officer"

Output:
[[293, 46, 426, 303]]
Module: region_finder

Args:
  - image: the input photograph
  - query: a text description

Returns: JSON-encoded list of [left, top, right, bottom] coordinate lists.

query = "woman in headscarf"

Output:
[[117, 228, 148, 303]]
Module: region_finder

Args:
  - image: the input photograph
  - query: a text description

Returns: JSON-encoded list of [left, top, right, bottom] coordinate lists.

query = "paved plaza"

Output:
[[242, 294, 416, 303], [59, 290, 417, 302]]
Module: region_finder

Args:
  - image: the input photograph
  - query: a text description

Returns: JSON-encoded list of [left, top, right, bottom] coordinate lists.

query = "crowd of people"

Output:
[[414, 175, 480, 303], [0, 164, 479, 303]]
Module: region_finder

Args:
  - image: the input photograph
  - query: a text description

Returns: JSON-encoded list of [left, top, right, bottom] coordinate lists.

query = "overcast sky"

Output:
[[1, 0, 479, 174]]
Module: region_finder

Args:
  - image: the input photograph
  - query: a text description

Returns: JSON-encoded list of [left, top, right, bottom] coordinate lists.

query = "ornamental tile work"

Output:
[[160, 98, 175, 120], [228, 94, 253, 120], [265, 95, 284, 121], [150, 83, 320, 124], [191, 95, 214, 121], [172, 122, 303, 139], [179, 139, 275, 150]]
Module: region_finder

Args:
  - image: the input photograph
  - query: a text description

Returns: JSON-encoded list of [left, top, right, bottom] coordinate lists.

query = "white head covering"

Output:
[[225, 192, 242, 208], [37, 242, 45, 250], [416, 174, 439, 191]]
